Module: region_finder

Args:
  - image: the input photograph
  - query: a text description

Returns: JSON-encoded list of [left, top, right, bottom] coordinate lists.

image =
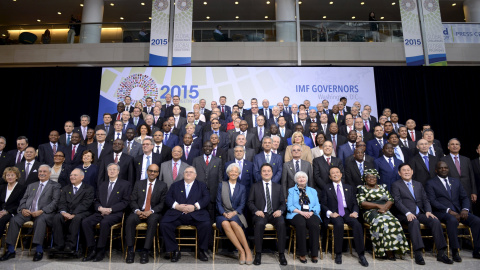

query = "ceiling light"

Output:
[[80, 4, 83, 7], [265, 16, 269, 19], [1, 34, 5, 37], [266, 1, 270, 4], [235, 1, 239, 4], [110, 3, 114, 6], [392, 2, 395, 5], [57, 12, 62, 15], [360, 2, 364, 5], [380, 17, 385, 19], [149, 17, 152, 20], [352, 16, 356, 19], [330, 1, 333, 4], [37, 19, 41, 22], [120, 17, 124, 20], [204, 1, 207, 4], [323, 16, 327, 19], [141, 2, 145, 5], [452, 3, 456, 6], [235, 16, 239, 19], [206, 16, 210, 19], [299, 1, 302, 4]]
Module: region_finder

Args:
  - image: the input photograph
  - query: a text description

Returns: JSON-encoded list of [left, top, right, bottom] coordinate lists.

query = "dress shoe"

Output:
[[140, 251, 149, 264], [473, 250, 480, 259], [49, 247, 62, 253], [82, 249, 96, 262], [198, 250, 208, 261], [126, 250, 135, 264], [452, 251, 462, 262], [359, 255, 369, 267], [63, 246, 73, 253], [414, 252, 425, 265], [298, 256, 307, 264], [33, 252, 43, 262], [437, 253, 453, 264], [0, 251, 16, 261], [279, 253, 287, 265], [171, 251, 181, 262], [93, 251, 105, 262], [311, 257, 318, 263], [253, 253, 262, 265], [335, 253, 342, 264]]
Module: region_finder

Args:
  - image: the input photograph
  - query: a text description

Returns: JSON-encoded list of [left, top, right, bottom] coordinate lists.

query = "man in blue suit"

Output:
[[253, 136, 282, 184], [160, 166, 211, 262], [225, 146, 254, 199], [337, 130, 357, 165], [367, 126, 388, 158], [425, 161, 480, 261], [218, 96, 232, 120], [374, 143, 401, 191], [162, 121, 179, 149], [203, 119, 229, 150]]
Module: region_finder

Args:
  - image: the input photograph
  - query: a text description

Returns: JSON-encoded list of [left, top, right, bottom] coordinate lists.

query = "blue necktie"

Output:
[[164, 134, 169, 144], [423, 155, 429, 172], [67, 134, 71, 145], [144, 156, 151, 179], [359, 162, 364, 176], [351, 143, 355, 152], [388, 157, 394, 169], [444, 178, 452, 198], [186, 184, 191, 197], [407, 182, 420, 214], [394, 147, 403, 162]]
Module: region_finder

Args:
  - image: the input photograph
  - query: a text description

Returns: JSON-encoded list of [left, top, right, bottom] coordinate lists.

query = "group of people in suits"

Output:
[[0, 94, 480, 266]]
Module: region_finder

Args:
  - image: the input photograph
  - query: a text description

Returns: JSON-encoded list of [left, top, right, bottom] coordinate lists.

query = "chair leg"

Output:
[[110, 228, 113, 259], [293, 231, 297, 259], [153, 235, 156, 260], [121, 225, 124, 255], [469, 228, 474, 249], [195, 228, 198, 259], [319, 236, 323, 260], [347, 230, 352, 255], [410, 241, 413, 259], [212, 229, 216, 261], [288, 229, 292, 255]]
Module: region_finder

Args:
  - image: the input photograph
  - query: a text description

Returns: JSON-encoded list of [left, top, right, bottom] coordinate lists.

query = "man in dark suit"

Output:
[[95, 113, 115, 139], [192, 141, 223, 221], [171, 105, 187, 129], [143, 97, 155, 115], [1, 165, 61, 262], [159, 146, 189, 189], [409, 139, 438, 186], [366, 126, 388, 158], [98, 139, 134, 184], [161, 121, 179, 149], [337, 130, 358, 165], [345, 148, 375, 192], [180, 134, 201, 165], [152, 130, 173, 161], [406, 119, 422, 142], [328, 105, 345, 126], [134, 138, 163, 181], [318, 114, 329, 136], [312, 141, 344, 194], [74, 115, 91, 142], [164, 95, 187, 118], [426, 161, 480, 261], [126, 164, 167, 264], [15, 147, 43, 187], [384, 133, 412, 163], [250, 116, 270, 146], [160, 166, 211, 262], [248, 163, 287, 266], [360, 111, 374, 134], [210, 133, 228, 165], [281, 144, 313, 198], [398, 126, 416, 154], [340, 97, 351, 114], [152, 106, 166, 128], [130, 108, 146, 127], [51, 168, 94, 253], [303, 122, 318, 147], [203, 119, 229, 150], [391, 163, 452, 265], [7, 136, 28, 165], [339, 114, 354, 137], [38, 130, 65, 165], [225, 146, 255, 199], [86, 129, 112, 166], [120, 111, 136, 134], [124, 96, 134, 113], [306, 108, 320, 127], [112, 102, 126, 121], [345, 141, 375, 165], [0, 136, 14, 177], [441, 138, 477, 204], [107, 120, 127, 143], [162, 94, 174, 114], [59, 121, 75, 147], [354, 118, 373, 142], [230, 120, 260, 150], [82, 163, 131, 262], [422, 129, 444, 157], [320, 166, 368, 266], [123, 128, 142, 157], [259, 99, 272, 120], [473, 143, 480, 215], [253, 137, 283, 184], [227, 134, 256, 161], [245, 104, 260, 129], [325, 123, 347, 156], [374, 143, 401, 191], [64, 132, 87, 169]]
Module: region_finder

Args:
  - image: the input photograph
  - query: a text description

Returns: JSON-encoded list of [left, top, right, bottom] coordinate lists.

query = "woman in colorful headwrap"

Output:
[[356, 169, 409, 260]]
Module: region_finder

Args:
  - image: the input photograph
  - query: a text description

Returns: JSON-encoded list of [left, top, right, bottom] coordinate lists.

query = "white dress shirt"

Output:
[[140, 179, 156, 212], [327, 182, 347, 218], [262, 180, 274, 212], [141, 154, 153, 180]]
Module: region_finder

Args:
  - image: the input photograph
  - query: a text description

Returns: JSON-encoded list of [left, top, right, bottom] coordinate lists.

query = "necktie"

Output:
[[410, 131, 415, 141], [156, 146, 160, 154], [107, 182, 114, 202], [154, 117, 158, 124], [334, 114, 338, 123], [351, 143, 355, 152], [394, 147, 402, 162], [71, 145, 76, 160], [52, 144, 57, 155], [327, 157, 331, 165], [145, 183, 153, 211], [429, 146, 434, 155], [67, 134, 71, 145], [336, 185, 345, 216], [259, 127, 263, 141], [238, 160, 243, 179], [266, 154, 270, 163], [98, 143, 103, 158], [74, 186, 78, 195], [378, 139, 383, 148], [323, 124, 326, 131], [145, 156, 151, 179], [359, 162, 364, 176], [254, 114, 258, 127], [275, 118, 278, 125], [116, 133, 121, 140], [30, 183, 44, 212], [281, 128, 285, 137], [222, 106, 225, 113], [186, 184, 191, 197], [105, 125, 110, 133], [25, 162, 31, 179], [388, 157, 394, 169], [403, 140, 408, 147], [312, 133, 317, 146], [82, 127, 86, 139], [332, 136, 336, 151], [127, 142, 131, 154], [265, 183, 273, 214], [340, 111, 343, 116], [185, 146, 189, 159], [205, 155, 209, 166], [173, 162, 178, 180], [444, 179, 452, 197], [295, 160, 300, 173], [423, 156, 429, 171], [212, 148, 216, 157], [164, 134, 169, 144], [135, 118, 138, 125], [301, 121, 305, 128], [407, 182, 420, 214], [364, 121, 369, 132], [395, 124, 399, 132], [312, 119, 316, 123], [114, 154, 119, 164], [265, 109, 269, 119], [454, 156, 461, 175], [293, 114, 297, 123], [348, 126, 352, 132], [117, 113, 121, 120]]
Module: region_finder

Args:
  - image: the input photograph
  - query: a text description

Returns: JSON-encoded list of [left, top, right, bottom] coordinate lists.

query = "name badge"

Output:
[[302, 205, 309, 210]]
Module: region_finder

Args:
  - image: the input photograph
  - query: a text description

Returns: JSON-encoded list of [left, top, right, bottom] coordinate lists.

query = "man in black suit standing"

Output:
[[354, 118, 373, 142], [82, 163, 131, 262], [422, 129, 444, 157], [409, 139, 438, 186], [87, 129, 112, 166], [143, 97, 155, 115], [64, 132, 87, 169], [125, 164, 167, 264], [98, 139, 134, 184], [326, 123, 347, 156], [124, 96, 135, 113], [328, 105, 345, 126], [38, 130, 65, 165], [406, 119, 422, 142], [248, 163, 287, 266], [59, 121, 75, 147], [95, 113, 115, 139], [312, 141, 344, 194], [112, 102, 126, 121], [8, 136, 28, 165], [165, 95, 187, 118], [320, 166, 368, 266], [16, 146, 42, 187], [230, 120, 260, 151], [74, 115, 91, 142], [259, 99, 272, 120], [345, 148, 375, 192], [398, 126, 416, 154], [391, 163, 452, 265], [426, 161, 480, 261], [134, 138, 162, 181], [51, 168, 94, 253]]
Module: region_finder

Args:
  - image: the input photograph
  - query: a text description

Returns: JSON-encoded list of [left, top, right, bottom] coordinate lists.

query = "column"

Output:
[[80, 0, 104, 43], [464, 0, 480, 22], [275, 0, 296, 42]]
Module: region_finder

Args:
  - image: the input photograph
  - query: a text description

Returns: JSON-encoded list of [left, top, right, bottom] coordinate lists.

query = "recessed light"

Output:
[[141, 2, 145, 5], [149, 17, 152, 20], [120, 17, 124, 20], [452, 3, 456, 6], [360, 2, 364, 5], [380, 17, 385, 19], [57, 12, 62, 15], [110, 3, 114, 6], [1, 34, 5, 37], [235, 1, 239, 4], [299, 1, 302, 4], [37, 19, 41, 22], [323, 16, 327, 19], [392, 2, 395, 5], [330, 1, 333, 4], [352, 16, 356, 19], [204, 1, 207, 4], [80, 3, 83, 7], [265, 16, 269, 19], [206, 16, 210, 19], [266, 1, 270, 4], [235, 16, 239, 19]]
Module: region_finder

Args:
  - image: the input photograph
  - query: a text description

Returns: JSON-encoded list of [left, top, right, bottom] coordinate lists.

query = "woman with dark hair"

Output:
[[369, 11, 380, 42], [50, 151, 70, 187], [0, 167, 26, 237], [85, 128, 96, 145], [134, 124, 152, 144], [311, 133, 327, 158], [76, 150, 98, 191]]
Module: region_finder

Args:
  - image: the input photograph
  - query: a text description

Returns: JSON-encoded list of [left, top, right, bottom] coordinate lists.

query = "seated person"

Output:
[[216, 163, 252, 264], [0, 167, 26, 246], [160, 166, 211, 262], [357, 169, 409, 260], [286, 171, 321, 263]]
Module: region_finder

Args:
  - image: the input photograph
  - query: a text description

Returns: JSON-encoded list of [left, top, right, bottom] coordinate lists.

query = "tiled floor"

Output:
[[0, 249, 479, 270]]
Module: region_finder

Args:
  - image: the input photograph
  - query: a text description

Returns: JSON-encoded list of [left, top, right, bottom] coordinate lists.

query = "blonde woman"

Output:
[[130, 101, 148, 120], [285, 132, 313, 163]]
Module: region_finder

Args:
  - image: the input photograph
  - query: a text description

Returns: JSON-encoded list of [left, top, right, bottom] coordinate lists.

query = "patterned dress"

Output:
[[357, 184, 409, 257]]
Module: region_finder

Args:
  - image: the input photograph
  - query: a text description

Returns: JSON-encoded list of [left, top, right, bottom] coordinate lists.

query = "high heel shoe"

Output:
[[245, 252, 253, 265], [239, 252, 246, 265]]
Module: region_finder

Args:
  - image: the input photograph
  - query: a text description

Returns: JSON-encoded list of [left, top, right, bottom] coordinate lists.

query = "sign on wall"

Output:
[[421, 0, 447, 65], [149, 0, 171, 66], [443, 23, 480, 43], [399, 0, 425, 66], [172, 0, 193, 66]]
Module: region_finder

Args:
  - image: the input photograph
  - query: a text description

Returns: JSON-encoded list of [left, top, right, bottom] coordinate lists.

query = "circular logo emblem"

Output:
[[177, 0, 192, 11], [423, 0, 438, 12], [117, 74, 158, 106], [400, 0, 416, 12], [154, 0, 169, 11]]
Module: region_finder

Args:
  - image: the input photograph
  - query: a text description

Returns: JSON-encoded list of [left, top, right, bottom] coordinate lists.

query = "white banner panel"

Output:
[[421, 0, 447, 65], [443, 23, 480, 43], [399, 0, 425, 66], [97, 67, 377, 123], [172, 0, 193, 66], [149, 0, 171, 66]]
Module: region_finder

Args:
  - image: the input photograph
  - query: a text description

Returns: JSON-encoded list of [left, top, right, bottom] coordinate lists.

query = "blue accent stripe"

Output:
[[406, 55, 425, 66], [172, 57, 191, 66], [97, 95, 117, 124], [149, 54, 168, 66], [429, 54, 447, 64]]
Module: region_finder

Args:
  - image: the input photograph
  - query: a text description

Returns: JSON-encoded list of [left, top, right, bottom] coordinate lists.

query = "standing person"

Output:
[[67, 15, 78, 43], [369, 12, 380, 42]]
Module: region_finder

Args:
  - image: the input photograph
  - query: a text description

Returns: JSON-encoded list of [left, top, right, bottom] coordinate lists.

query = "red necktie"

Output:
[[327, 157, 331, 165], [185, 146, 189, 159], [410, 131, 415, 141], [145, 183, 153, 211], [222, 106, 225, 113], [364, 121, 369, 132], [71, 145, 76, 160], [205, 156, 209, 166], [173, 162, 178, 180], [114, 154, 119, 164], [117, 114, 121, 120]]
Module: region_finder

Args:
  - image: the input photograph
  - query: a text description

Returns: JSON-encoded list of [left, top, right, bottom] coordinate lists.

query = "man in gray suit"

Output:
[[441, 138, 477, 204], [281, 144, 313, 198], [227, 134, 256, 162], [391, 163, 452, 265], [159, 146, 188, 189], [0, 165, 61, 262], [123, 128, 142, 157]]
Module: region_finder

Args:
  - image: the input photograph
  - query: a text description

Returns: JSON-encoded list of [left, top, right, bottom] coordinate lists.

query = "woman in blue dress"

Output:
[[76, 149, 98, 192]]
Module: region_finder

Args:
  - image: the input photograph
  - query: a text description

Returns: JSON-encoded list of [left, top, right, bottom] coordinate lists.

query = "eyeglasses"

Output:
[[147, 170, 159, 173], [97, 134, 106, 136], [292, 149, 301, 152]]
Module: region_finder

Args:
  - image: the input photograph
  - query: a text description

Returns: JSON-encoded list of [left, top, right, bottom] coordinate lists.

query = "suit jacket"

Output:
[[98, 153, 135, 184], [152, 143, 172, 163], [259, 108, 273, 120], [212, 147, 228, 165], [38, 143, 66, 165], [278, 127, 293, 141], [337, 141, 357, 165], [377, 145, 412, 164], [407, 130, 422, 142], [129, 117, 146, 128], [87, 142, 113, 166], [391, 123, 404, 133], [130, 179, 167, 213], [218, 105, 231, 120], [400, 138, 416, 154], [159, 160, 189, 189], [58, 183, 94, 215], [59, 133, 75, 147], [227, 147, 255, 162], [18, 180, 61, 214], [107, 130, 127, 143], [414, 145, 444, 157], [123, 140, 142, 157], [217, 182, 246, 216], [303, 132, 318, 147], [0, 151, 14, 178], [318, 123, 331, 137], [180, 144, 201, 165], [312, 156, 344, 193], [7, 150, 25, 165], [64, 144, 87, 169], [163, 133, 179, 149], [0, 183, 26, 214], [358, 129, 373, 142], [247, 181, 286, 214], [143, 106, 155, 115], [111, 112, 125, 122], [328, 113, 345, 126], [74, 126, 90, 142], [325, 134, 347, 155], [192, 155, 224, 202], [203, 130, 229, 150], [163, 180, 210, 223], [344, 159, 375, 190], [472, 158, 480, 196], [95, 124, 115, 139], [409, 154, 438, 186], [134, 153, 163, 181], [253, 152, 283, 184], [441, 155, 477, 197], [165, 105, 187, 118], [281, 159, 313, 198], [366, 138, 388, 158], [224, 159, 254, 197], [391, 179, 431, 215], [425, 176, 470, 214], [374, 156, 402, 192], [202, 108, 211, 122], [245, 114, 259, 131], [320, 182, 359, 217], [174, 117, 187, 129], [94, 179, 131, 215], [230, 131, 260, 151], [345, 153, 374, 165], [15, 160, 43, 187]]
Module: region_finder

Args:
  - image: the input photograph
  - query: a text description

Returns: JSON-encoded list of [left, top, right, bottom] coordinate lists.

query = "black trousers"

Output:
[[81, 212, 122, 249], [0, 214, 12, 239], [252, 212, 286, 253], [288, 214, 321, 257], [52, 212, 89, 249], [327, 210, 364, 255], [436, 212, 480, 251], [397, 213, 446, 251], [160, 214, 211, 252], [125, 213, 162, 250]]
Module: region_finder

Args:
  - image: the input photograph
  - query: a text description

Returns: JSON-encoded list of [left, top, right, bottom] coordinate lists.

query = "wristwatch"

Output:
[[194, 205, 198, 211]]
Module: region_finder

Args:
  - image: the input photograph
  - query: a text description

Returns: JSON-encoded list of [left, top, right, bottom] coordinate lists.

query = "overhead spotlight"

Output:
[[299, 1, 302, 4], [120, 17, 124, 20], [235, 16, 239, 19], [57, 12, 62, 15], [329, 1, 333, 4], [452, 3, 456, 6], [235, 1, 239, 4], [80, 3, 83, 7], [110, 3, 114, 6], [265, 16, 269, 19], [323, 16, 327, 19], [352, 16, 356, 19], [141, 2, 145, 5], [206, 16, 210, 19], [380, 16, 385, 19], [204, 1, 207, 4], [392, 2, 395, 5], [266, 1, 270, 4], [149, 17, 152, 20], [361, 2, 364, 5], [37, 19, 41, 22]]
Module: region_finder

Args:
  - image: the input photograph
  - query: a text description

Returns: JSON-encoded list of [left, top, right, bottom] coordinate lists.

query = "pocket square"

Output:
[[33, 170, 38, 172]]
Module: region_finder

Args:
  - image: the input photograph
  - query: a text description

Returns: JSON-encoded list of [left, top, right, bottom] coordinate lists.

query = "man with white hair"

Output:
[[281, 144, 313, 198]]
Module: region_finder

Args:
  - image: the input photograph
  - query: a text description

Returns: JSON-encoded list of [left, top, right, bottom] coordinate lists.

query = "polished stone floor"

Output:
[[0, 248, 479, 270]]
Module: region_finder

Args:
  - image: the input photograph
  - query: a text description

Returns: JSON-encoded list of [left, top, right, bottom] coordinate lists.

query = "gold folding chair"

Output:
[[288, 224, 323, 260], [212, 223, 229, 261], [326, 223, 353, 259], [176, 225, 198, 259], [124, 222, 156, 260], [253, 223, 278, 254]]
